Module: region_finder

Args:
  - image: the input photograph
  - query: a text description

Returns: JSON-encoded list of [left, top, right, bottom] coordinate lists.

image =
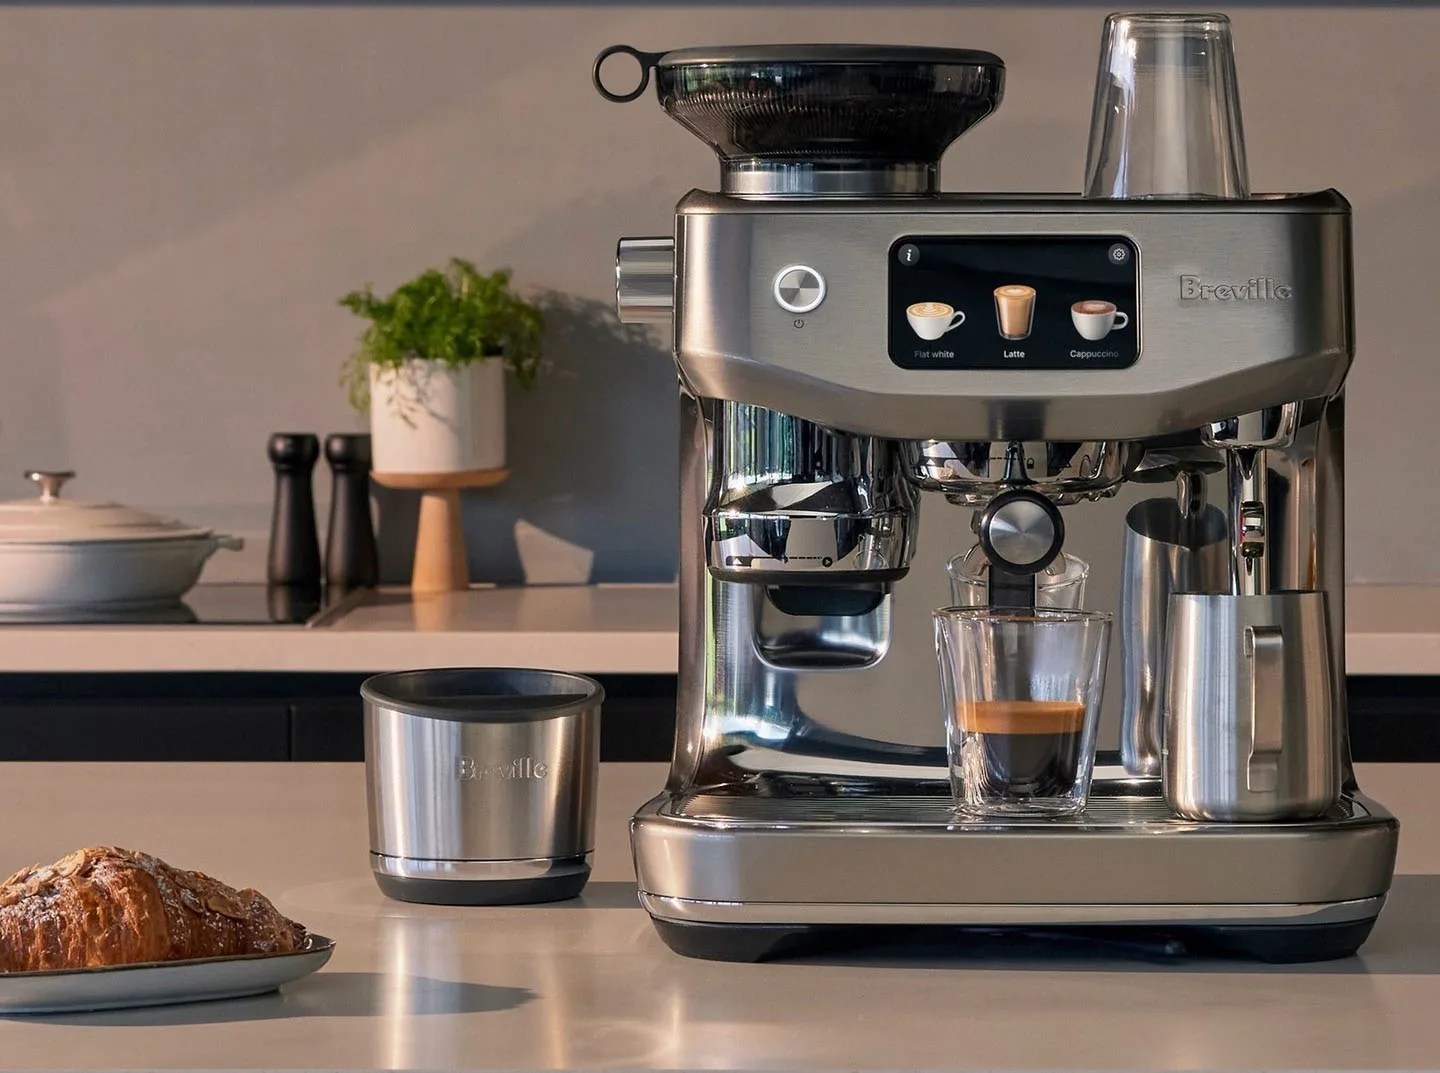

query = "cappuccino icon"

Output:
[[907, 301, 966, 340], [1071, 299, 1130, 341]]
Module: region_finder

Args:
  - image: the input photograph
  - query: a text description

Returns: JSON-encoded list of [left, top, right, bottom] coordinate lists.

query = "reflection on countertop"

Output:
[[333, 584, 677, 634], [0, 583, 368, 627]]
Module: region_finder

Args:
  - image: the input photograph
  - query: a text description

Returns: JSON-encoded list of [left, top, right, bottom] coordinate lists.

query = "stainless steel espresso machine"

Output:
[[594, 19, 1398, 963]]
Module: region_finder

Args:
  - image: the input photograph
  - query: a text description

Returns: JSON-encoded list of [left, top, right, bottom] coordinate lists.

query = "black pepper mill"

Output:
[[324, 433, 379, 591], [266, 433, 322, 589]]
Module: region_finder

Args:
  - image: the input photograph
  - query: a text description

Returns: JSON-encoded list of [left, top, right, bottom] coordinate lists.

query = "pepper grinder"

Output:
[[266, 433, 322, 588], [324, 433, 379, 591]]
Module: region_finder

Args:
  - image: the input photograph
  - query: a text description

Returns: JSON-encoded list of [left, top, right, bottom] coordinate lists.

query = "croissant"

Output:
[[0, 846, 306, 972]]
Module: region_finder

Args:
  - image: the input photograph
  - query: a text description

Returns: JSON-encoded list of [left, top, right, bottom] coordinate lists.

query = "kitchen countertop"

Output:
[[0, 584, 678, 674], [0, 761, 1436, 1071], [0, 582, 1436, 676], [1346, 585, 1440, 675]]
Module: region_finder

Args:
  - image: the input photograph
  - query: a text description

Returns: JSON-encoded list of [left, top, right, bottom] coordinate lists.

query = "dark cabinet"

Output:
[[0, 700, 289, 761], [291, 698, 364, 761], [0, 673, 679, 762]]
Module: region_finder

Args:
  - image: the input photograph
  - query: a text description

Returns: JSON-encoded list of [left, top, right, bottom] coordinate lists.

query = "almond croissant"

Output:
[[0, 846, 306, 972]]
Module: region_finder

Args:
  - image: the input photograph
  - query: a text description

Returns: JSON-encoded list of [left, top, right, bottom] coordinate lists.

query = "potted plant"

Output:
[[340, 258, 543, 475]]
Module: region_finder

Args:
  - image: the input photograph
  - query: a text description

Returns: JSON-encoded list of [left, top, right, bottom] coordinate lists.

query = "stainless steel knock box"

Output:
[[362, 668, 602, 905]]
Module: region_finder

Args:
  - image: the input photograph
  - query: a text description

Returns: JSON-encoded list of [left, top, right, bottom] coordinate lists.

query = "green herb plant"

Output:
[[340, 258, 544, 417]]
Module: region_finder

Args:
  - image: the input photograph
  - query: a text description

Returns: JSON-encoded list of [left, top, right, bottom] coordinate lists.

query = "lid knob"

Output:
[[24, 470, 76, 503]]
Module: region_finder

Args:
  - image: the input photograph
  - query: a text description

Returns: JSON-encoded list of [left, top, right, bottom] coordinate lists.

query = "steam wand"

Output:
[[1200, 403, 1299, 598]]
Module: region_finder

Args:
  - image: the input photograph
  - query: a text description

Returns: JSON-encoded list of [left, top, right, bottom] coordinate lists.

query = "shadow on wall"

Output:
[[372, 293, 678, 585]]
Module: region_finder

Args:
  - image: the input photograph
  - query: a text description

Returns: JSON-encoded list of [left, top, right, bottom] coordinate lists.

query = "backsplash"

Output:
[[0, 4, 1434, 584]]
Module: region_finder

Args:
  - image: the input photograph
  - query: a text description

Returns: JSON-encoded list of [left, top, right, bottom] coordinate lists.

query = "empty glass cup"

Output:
[[934, 607, 1111, 817], [946, 543, 1090, 609], [1083, 12, 1249, 199]]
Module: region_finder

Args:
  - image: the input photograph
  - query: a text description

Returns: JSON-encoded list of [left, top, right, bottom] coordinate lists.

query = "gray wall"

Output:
[[0, 5, 1435, 584]]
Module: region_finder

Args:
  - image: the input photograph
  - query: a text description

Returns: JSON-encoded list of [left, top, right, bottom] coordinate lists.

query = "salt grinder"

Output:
[[266, 433, 322, 589]]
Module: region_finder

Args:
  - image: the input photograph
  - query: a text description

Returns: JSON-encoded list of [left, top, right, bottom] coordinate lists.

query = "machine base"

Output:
[[650, 917, 1381, 964], [632, 780, 1398, 963]]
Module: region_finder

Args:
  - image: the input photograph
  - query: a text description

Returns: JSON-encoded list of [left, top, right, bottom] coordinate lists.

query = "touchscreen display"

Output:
[[888, 236, 1140, 371]]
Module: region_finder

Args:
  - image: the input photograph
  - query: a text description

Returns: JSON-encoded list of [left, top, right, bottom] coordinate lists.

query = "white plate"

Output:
[[0, 934, 334, 1014]]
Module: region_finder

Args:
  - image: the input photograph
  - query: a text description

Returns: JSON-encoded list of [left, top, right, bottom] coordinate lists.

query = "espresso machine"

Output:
[[594, 22, 1398, 962]]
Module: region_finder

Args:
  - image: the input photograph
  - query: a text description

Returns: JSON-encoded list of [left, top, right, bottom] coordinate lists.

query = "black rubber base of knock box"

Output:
[[375, 867, 590, 906]]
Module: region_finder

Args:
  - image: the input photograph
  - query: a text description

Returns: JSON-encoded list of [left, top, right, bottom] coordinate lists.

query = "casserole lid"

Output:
[[0, 471, 213, 544]]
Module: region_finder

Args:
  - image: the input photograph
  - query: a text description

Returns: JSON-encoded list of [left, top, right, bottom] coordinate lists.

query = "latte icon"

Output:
[[907, 301, 966, 341], [994, 284, 1036, 341], [1071, 299, 1130, 341]]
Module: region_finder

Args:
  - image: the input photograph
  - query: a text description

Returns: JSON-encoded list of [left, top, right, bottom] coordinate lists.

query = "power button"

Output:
[[772, 264, 826, 314]]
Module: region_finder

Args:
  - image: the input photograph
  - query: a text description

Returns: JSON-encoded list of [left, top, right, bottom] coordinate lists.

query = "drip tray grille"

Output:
[[668, 789, 1362, 829]]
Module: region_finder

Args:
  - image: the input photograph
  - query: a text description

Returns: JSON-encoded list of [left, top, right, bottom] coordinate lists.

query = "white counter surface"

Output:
[[0, 761, 1435, 1071], [0, 582, 1436, 675], [0, 585, 678, 674]]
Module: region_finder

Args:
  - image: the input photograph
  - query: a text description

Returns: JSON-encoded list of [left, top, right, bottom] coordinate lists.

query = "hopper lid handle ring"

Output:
[[593, 45, 664, 103]]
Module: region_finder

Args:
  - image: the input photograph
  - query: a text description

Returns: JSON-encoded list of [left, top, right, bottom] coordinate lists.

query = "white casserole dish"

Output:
[[0, 471, 243, 612]]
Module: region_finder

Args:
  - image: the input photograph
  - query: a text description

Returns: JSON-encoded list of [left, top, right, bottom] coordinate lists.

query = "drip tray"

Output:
[[668, 786, 1359, 828], [632, 784, 1398, 924]]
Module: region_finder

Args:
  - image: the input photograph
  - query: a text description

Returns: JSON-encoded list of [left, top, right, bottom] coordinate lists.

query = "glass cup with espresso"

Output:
[[934, 606, 1111, 817]]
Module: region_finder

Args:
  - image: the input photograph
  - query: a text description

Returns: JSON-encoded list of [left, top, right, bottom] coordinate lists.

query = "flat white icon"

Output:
[[907, 301, 966, 340]]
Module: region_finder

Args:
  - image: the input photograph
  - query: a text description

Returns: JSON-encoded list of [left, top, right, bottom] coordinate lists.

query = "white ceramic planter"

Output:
[[369, 360, 506, 475]]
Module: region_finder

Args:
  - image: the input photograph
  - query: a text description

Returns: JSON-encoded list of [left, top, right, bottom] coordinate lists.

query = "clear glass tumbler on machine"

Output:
[[935, 607, 1111, 817]]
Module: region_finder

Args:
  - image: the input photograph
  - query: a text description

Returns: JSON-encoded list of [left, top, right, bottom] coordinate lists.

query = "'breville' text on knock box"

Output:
[[455, 756, 551, 781]]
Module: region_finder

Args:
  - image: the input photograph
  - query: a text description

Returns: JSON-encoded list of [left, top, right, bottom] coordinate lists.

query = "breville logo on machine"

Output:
[[1180, 275, 1293, 301], [456, 756, 550, 781]]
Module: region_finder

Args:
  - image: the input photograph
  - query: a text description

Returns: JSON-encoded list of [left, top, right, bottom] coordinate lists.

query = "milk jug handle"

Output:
[[1245, 624, 1285, 792]]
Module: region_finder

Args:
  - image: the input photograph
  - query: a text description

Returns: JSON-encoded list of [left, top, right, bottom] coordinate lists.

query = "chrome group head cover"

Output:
[[594, 43, 1005, 196]]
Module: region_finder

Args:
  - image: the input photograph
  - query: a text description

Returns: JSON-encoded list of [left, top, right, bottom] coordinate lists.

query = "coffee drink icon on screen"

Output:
[[1071, 300, 1130, 341], [994, 285, 1036, 340], [907, 301, 966, 341]]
